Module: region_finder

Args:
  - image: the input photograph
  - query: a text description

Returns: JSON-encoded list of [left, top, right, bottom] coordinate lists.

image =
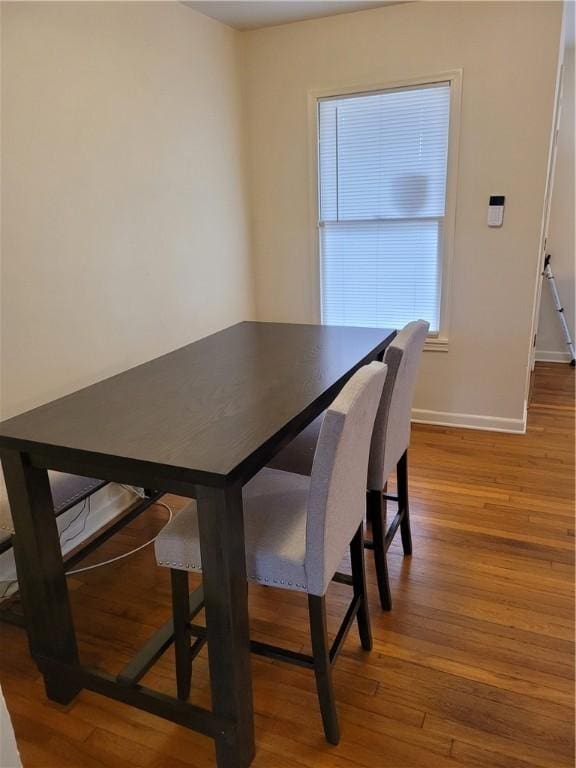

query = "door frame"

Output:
[[524, 13, 567, 408]]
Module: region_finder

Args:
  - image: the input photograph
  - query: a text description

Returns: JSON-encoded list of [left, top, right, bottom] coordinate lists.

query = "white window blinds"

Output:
[[318, 82, 451, 333]]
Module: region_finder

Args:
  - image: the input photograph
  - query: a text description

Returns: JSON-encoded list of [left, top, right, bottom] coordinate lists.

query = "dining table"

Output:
[[0, 320, 395, 768]]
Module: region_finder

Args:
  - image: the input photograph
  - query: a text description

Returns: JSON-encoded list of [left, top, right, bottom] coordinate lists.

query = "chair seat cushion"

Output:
[[155, 468, 310, 591], [267, 417, 322, 477]]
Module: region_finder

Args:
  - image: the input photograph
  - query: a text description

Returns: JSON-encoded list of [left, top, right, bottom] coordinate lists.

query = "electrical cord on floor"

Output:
[[64, 500, 173, 576], [0, 491, 173, 599], [2, 492, 95, 594], [0, 496, 94, 601], [59, 497, 91, 547], [59, 483, 143, 550]]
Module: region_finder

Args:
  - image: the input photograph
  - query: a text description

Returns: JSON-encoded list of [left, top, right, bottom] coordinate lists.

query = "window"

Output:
[[317, 80, 453, 335]]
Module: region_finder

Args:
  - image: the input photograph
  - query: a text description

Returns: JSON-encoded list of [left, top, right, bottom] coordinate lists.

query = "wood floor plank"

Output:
[[0, 361, 573, 767], [425, 713, 573, 768]]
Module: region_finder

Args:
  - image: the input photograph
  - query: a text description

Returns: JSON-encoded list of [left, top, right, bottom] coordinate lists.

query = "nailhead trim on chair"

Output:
[[157, 561, 307, 591], [54, 481, 105, 513]]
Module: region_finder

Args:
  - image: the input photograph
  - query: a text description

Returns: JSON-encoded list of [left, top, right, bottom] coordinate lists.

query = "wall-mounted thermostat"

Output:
[[488, 195, 505, 227]]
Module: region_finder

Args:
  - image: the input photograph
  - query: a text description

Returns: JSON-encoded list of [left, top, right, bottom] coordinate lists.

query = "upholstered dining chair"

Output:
[[268, 320, 429, 610], [155, 361, 387, 745]]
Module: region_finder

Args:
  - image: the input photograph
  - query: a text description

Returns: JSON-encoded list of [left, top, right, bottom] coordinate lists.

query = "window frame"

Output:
[[307, 71, 463, 350]]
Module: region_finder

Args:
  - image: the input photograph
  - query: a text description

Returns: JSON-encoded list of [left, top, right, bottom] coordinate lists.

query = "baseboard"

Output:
[[412, 408, 527, 434], [0, 484, 141, 584], [535, 350, 572, 363]]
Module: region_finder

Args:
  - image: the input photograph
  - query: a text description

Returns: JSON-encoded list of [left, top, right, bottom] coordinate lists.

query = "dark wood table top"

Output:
[[0, 322, 395, 486]]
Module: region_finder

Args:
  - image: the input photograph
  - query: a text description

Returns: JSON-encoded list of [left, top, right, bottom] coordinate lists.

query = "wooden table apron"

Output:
[[0, 321, 395, 768]]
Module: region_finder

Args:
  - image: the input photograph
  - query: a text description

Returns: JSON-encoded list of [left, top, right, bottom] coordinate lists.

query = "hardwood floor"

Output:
[[1, 362, 574, 768]]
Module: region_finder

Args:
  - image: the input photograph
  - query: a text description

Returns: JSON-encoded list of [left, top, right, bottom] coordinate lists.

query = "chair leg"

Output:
[[170, 569, 192, 701], [367, 489, 392, 611], [308, 594, 340, 745], [365, 491, 374, 529], [349, 524, 372, 651], [397, 450, 413, 556]]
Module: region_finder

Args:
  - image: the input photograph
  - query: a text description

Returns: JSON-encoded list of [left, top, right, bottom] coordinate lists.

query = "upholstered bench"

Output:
[[0, 471, 107, 555]]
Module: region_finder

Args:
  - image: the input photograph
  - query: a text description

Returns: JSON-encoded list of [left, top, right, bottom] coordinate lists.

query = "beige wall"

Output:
[[536, 43, 575, 361], [1, 2, 254, 418], [242, 1, 563, 430], [1, 1, 564, 430]]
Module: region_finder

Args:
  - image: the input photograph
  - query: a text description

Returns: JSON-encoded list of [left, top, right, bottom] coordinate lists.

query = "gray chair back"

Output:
[[305, 361, 387, 595], [367, 320, 429, 492]]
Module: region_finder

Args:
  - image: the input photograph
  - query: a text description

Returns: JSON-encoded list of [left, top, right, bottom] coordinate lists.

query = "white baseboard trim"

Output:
[[412, 408, 527, 434], [535, 350, 573, 363]]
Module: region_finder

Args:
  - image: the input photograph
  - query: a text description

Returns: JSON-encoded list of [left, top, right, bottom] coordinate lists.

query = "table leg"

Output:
[[196, 484, 255, 768], [1, 450, 81, 704]]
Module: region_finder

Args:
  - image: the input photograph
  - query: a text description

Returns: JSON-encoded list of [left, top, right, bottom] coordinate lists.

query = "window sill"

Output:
[[424, 337, 449, 352]]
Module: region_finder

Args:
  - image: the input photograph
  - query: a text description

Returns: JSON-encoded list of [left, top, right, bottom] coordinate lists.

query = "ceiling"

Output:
[[184, 1, 401, 31]]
